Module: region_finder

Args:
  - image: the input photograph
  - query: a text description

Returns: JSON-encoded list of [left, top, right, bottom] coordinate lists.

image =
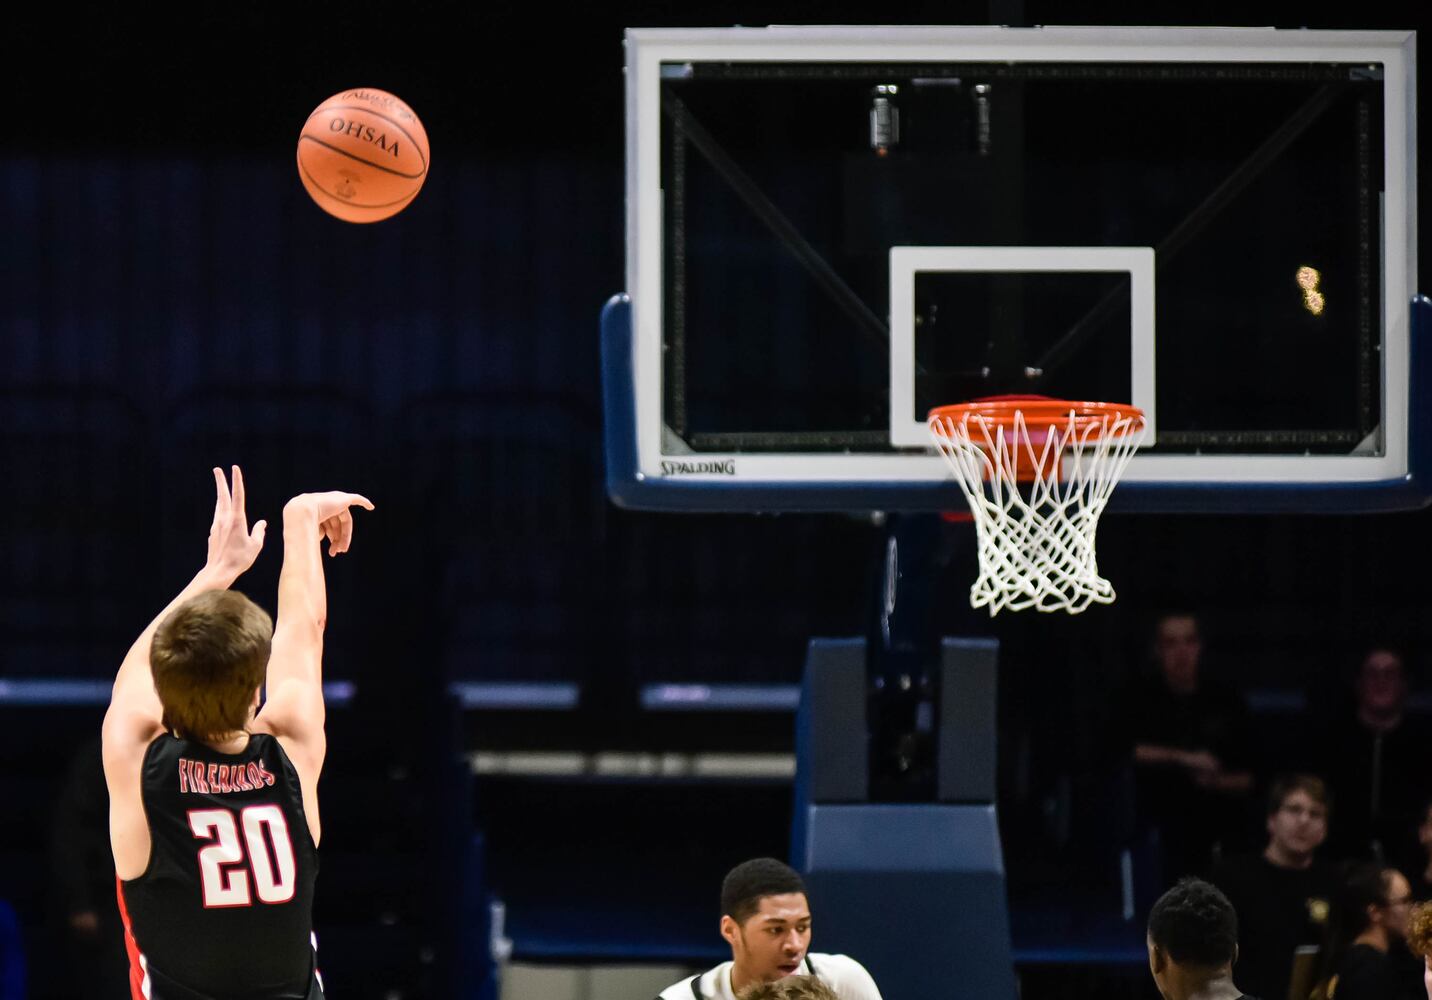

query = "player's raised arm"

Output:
[[102, 466, 267, 748], [254, 490, 373, 772]]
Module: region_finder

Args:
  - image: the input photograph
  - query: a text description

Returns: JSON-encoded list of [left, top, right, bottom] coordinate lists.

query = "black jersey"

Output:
[[116, 732, 323, 1000]]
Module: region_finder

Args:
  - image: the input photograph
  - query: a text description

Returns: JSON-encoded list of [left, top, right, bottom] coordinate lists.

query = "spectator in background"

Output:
[[1145, 878, 1257, 1000], [1404, 902, 1432, 999], [1211, 775, 1336, 1000], [49, 733, 128, 997], [1315, 862, 1419, 1000], [1123, 612, 1255, 878], [1319, 647, 1432, 863], [738, 976, 839, 1000]]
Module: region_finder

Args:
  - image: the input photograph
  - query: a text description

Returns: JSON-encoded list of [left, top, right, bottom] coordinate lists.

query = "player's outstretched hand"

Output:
[[206, 465, 266, 579], [285, 491, 375, 556]]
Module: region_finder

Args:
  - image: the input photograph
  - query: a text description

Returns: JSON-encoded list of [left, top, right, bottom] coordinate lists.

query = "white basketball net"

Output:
[[929, 406, 1147, 615]]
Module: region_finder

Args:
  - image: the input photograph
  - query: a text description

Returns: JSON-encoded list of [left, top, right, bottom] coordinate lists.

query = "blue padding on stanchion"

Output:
[[798, 803, 1019, 999], [801, 803, 1004, 872]]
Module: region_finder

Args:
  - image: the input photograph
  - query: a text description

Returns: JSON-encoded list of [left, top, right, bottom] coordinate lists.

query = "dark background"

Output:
[[0, 2, 1428, 998]]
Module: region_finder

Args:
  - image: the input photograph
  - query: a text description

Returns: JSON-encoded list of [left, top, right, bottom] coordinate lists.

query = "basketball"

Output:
[[297, 87, 429, 223]]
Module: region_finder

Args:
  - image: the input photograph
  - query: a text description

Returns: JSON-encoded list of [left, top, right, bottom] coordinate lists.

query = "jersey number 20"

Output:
[[188, 806, 297, 908]]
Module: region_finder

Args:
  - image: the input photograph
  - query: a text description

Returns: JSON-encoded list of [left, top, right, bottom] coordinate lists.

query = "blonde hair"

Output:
[[1408, 902, 1432, 959], [737, 976, 838, 1000], [151, 590, 271, 742]]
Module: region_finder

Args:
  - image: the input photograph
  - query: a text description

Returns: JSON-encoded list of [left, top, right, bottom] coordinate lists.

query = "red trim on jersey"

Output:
[[114, 876, 147, 1000]]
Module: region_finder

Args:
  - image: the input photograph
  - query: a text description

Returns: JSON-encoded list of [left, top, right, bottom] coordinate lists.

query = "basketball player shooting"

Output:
[[101, 466, 372, 999]]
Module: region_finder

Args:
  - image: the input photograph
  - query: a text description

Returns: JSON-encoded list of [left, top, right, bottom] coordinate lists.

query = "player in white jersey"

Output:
[[656, 858, 882, 1000]]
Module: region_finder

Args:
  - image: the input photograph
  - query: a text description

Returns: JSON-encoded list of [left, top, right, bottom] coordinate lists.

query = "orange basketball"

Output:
[[297, 88, 429, 223]]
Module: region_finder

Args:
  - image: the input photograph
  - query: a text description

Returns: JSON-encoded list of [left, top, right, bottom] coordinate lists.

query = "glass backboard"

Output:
[[605, 26, 1422, 511]]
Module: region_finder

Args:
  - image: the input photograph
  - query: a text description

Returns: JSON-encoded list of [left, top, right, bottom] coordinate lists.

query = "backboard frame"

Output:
[[610, 26, 1422, 513]]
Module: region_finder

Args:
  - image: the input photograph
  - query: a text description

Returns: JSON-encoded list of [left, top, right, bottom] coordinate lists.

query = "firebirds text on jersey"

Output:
[[177, 756, 278, 795]]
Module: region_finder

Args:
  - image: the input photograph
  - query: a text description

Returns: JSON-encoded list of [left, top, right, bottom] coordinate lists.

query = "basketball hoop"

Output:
[[928, 395, 1147, 615]]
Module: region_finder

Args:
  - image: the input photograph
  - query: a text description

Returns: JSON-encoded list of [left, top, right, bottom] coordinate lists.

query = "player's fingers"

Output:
[[324, 513, 346, 556], [337, 509, 355, 553], [251, 519, 267, 548], [231, 465, 245, 517], [212, 467, 229, 518], [347, 494, 375, 512], [320, 516, 342, 552]]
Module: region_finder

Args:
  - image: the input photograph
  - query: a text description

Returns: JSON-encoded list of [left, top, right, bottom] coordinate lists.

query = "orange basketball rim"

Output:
[[927, 394, 1147, 615]]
